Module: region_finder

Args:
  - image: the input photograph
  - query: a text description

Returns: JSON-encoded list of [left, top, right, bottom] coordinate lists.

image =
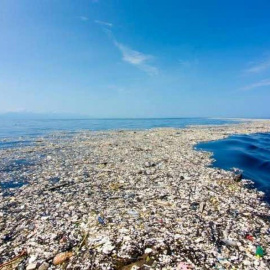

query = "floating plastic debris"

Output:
[[52, 252, 73, 265], [98, 216, 105, 225], [0, 121, 270, 268], [256, 245, 264, 258]]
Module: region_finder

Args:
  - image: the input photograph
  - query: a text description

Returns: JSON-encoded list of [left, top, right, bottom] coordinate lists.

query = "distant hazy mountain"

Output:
[[0, 112, 90, 120]]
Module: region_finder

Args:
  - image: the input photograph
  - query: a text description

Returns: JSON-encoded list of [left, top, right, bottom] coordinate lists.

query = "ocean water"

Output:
[[0, 118, 236, 147], [197, 133, 270, 203], [0, 118, 237, 192]]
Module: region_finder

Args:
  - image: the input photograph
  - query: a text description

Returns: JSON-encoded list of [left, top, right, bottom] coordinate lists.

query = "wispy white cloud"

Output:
[[114, 42, 151, 65], [79, 16, 89, 22], [95, 21, 158, 75], [241, 79, 270, 90], [113, 41, 158, 75], [245, 59, 270, 73], [94, 20, 113, 27]]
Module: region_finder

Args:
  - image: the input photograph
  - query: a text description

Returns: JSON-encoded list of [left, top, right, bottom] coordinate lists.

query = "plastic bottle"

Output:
[[256, 245, 264, 257]]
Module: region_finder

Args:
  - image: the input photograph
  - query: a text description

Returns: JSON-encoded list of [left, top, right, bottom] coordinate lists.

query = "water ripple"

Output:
[[197, 133, 270, 203]]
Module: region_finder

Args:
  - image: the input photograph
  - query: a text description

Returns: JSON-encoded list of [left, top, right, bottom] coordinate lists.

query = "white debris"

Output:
[[0, 120, 270, 269]]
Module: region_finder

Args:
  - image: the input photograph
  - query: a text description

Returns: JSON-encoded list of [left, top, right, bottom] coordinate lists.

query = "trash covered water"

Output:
[[1, 120, 270, 269]]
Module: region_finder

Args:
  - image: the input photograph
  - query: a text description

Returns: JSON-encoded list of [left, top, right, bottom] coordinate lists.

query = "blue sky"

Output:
[[1, 0, 270, 118]]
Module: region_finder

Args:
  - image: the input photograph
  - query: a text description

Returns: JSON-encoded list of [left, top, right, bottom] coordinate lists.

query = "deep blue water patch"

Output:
[[0, 158, 36, 195], [0, 158, 35, 173], [0, 177, 28, 196], [0, 180, 26, 189], [196, 133, 270, 203]]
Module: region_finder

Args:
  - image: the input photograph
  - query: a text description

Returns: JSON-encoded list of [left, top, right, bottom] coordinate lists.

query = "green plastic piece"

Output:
[[256, 246, 264, 257]]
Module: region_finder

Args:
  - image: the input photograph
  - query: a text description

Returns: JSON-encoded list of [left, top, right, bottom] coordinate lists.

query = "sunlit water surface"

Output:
[[0, 118, 238, 192], [0, 118, 236, 148]]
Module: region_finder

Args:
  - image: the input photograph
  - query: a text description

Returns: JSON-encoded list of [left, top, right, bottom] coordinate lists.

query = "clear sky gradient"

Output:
[[1, 0, 270, 118]]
